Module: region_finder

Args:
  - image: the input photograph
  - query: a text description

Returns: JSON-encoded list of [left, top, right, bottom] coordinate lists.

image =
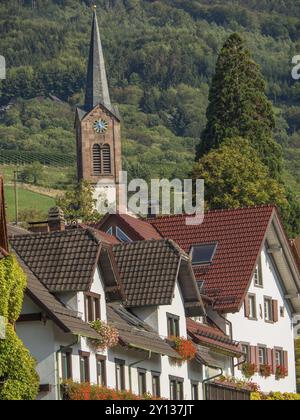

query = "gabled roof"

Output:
[[0, 176, 9, 257], [10, 228, 121, 299], [96, 213, 162, 241], [107, 303, 179, 358], [107, 206, 300, 313], [148, 206, 276, 311], [187, 318, 242, 357], [112, 239, 204, 315], [148, 206, 300, 313], [17, 256, 100, 340]]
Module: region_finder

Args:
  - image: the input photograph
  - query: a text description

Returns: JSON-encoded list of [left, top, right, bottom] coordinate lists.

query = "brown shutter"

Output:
[[272, 300, 279, 323], [272, 349, 277, 372], [267, 348, 273, 373], [283, 351, 289, 376], [250, 346, 259, 371], [244, 295, 250, 318]]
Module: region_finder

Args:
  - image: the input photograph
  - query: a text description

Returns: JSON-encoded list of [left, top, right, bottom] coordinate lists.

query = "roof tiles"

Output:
[[148, 206, 275, 312]]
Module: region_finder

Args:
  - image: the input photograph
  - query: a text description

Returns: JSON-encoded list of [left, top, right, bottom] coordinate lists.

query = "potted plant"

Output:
[[241, 362, 257, 379], [259, 364, 272, 378], [275, 365, 287, 380], [89, 320, 119, 351], [171, 337, 197, 362]]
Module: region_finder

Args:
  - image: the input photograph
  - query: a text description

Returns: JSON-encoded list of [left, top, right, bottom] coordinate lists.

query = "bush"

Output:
[[251, 392, 300, 400], [0, 256, 39, 400]]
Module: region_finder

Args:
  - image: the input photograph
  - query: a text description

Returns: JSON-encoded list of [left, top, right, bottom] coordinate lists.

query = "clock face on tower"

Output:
[[93, 119, 108, 133]]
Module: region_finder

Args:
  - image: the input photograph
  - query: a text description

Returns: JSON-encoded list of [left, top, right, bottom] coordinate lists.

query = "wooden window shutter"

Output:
[[272, 349, 277, 373], [272, 300, 279, 323], [267, 348, 273, 373], [244, 295, 250, 318], [283, 351, 289, 376], [250, 346, 258, 371]]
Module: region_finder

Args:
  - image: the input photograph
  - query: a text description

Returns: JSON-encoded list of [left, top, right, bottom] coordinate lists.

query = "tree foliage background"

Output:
[[0, 0, 300, 228]]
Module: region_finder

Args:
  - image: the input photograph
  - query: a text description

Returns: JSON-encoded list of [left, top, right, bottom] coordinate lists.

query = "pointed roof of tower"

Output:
[[84, 7, 112, 113], [0, 176, 9, 257]]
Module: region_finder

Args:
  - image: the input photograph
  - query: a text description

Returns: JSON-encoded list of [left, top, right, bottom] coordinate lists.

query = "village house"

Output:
[[97, 205, 300, 393], [7, 208, 241, 401]]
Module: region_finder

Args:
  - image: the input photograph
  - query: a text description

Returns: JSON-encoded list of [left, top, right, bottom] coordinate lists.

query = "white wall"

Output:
[[228, 245, 296, 393], [130, 281, 204, 399]]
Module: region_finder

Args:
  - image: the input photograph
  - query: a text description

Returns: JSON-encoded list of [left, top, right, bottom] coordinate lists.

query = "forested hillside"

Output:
[[0, 0, 299, 192]]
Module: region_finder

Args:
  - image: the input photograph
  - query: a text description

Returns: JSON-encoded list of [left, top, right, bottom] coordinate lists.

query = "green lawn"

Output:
[[4, 185, 55, 222]]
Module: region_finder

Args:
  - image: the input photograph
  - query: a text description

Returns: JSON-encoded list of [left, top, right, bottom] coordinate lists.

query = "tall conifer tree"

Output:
[[196, 33, 282, 179]]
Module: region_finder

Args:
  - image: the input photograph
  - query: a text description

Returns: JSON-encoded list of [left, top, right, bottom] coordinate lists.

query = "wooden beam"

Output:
[[17, 313, 43, 323]]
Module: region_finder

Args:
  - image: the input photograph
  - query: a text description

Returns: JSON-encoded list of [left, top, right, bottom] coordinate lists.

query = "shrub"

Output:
[[251, 392, 300, 400], [0, 256, 39, 400]]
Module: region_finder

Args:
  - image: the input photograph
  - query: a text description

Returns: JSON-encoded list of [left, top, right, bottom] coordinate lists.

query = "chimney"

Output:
[[48, 207, 65, 232]]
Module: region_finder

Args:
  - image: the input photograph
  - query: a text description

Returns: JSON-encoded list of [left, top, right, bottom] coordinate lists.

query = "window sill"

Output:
[[264, 320, 275, 324], [247, 317, 258, 321], [254, 284, 264, 289]]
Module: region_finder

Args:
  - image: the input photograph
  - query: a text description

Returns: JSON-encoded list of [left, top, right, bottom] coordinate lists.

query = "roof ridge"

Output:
[[147, 204, 276, 221]]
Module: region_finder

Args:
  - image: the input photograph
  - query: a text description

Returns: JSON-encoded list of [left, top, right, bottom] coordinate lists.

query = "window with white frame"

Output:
[[264, 297, 273, 322], [258, 347, 267, 366], [253, 257, 263, 287], [248, 294, 257, 320]]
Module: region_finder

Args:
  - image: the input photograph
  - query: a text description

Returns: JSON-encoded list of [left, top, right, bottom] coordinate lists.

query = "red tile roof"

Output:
[[187, 318, 242, 356], [96, 213, 162, 241], [148, 206, 276, 312]]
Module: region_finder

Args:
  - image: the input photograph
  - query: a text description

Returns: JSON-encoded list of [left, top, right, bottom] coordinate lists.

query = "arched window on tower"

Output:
[[102, 144, 111, 175], [92, 144, 101, 175]]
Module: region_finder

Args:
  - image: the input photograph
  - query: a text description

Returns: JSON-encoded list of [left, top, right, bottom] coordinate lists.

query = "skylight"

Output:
[[190, 243, 218, 265]]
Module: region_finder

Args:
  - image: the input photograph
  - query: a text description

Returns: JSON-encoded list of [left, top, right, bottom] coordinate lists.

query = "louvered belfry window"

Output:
[[92, 144, 112, 175], [102, 144, 111, 174], [93, 144, 101, 175]]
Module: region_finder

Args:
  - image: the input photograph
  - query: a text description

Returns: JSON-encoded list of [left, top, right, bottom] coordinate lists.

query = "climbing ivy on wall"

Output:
[[0, 256, 39, 400]]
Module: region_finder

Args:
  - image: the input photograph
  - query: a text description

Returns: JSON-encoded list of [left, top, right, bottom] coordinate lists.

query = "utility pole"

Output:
[[13, 170, 19, 225]]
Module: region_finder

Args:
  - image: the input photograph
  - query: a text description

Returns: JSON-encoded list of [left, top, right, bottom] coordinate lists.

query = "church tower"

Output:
[[75, 7, 122, 213]]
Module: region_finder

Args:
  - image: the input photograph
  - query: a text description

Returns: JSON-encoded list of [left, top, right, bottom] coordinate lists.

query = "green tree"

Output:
[[56, 180, 100, 223], [0, 255, 39, 400], [193, 137, 288, 214], [196, 33, 282, 179], [18, 162, 44, 185]]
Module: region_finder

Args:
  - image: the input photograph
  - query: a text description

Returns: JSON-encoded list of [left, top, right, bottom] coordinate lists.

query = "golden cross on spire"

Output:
[[92, 5, 97, 11]]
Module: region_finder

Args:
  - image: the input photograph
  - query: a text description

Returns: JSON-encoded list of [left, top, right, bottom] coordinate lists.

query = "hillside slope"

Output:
[[0, 0, 299, 193]]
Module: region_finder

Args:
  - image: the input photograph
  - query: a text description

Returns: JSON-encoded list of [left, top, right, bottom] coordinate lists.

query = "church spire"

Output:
[[84, 6, 112, 112], [0, 176, 9, 256]]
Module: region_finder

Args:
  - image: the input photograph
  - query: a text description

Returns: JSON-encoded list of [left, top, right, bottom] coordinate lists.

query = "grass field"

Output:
[[4, 185, 55, 222]]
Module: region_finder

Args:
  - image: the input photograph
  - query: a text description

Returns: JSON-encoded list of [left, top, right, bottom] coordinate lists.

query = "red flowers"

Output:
[[172, 337, 197, 362], [275, 365, 288, 380], [241, 363, 257, 379], [63, 381, 162, 400], [259, 364, 272, 378]]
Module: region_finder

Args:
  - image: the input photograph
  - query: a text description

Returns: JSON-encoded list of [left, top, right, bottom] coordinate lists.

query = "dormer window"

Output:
[[190, 243, 217, 265], [116, 227, 132, 243], [106, 226, 132, 243], [85, 292, 101, 323], [167, 313, 180, 337]]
